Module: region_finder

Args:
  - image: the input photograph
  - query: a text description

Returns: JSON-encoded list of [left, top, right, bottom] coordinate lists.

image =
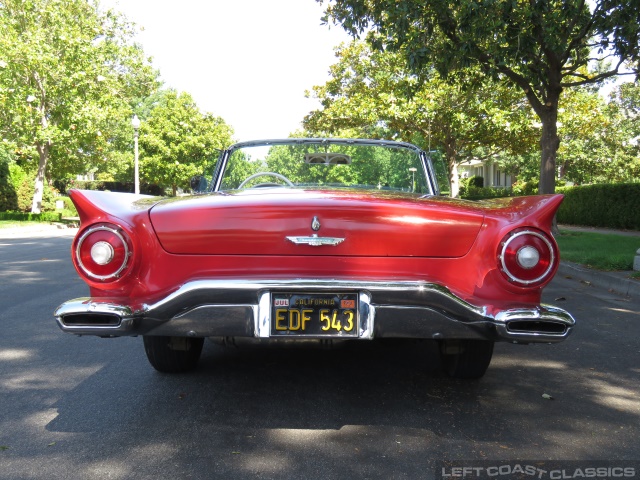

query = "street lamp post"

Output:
[[131, 114, 141, 194], [409, 167, 417, 192]]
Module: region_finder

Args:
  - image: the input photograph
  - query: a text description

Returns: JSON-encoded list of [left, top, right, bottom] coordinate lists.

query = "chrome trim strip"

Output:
[[286, 234, 345, 246], [256, 292, 271, 338], [224, 138, 425, 156], [359, 291, 375, 339]]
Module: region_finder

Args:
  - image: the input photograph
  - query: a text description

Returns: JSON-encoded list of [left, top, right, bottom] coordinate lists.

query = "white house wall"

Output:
[[459, 162, 513, 188]]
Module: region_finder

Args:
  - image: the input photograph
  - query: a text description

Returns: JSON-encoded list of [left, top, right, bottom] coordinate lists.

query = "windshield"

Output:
[[214, 139, 435, 194]]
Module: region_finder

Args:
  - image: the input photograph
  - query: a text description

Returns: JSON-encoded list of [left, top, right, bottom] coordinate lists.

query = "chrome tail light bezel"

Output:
[[498, 228, 557, 287], [75, 224, 132, 281]]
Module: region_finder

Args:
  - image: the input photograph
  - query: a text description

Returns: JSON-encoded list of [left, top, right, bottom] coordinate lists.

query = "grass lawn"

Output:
[[556, 229, 640, 271]]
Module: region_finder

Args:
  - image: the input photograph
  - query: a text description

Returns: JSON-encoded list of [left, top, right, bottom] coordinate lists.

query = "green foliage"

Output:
[[511, 180, 539, 196], [0, 167, 17, 211], [467, 176, 484, 188], [0, 146, 18, 211], [0, 211, 62, 222], [459, 175, 494, 198], [428, 151, 449, 195], [138, 89, 234, 194], [460, 186, 512, 200], [556, 85, 640, 184], [557, 184, 640, 230], [16, 179, 57, 212], [265, 144, 425, 190], [54, 196, 78, 217], [8, 163, 29, 190], [480, 81, 640, 186], [615, 82, 640, 122], [321, 0, 640, 194], [219, 150, 263, 191], [496, 152, 541, 184], [0, 0, 158, 211], [304, 41, 536, 197]]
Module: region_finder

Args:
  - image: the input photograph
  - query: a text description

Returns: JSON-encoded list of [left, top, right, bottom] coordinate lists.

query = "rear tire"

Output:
[[439, 339, 494, 379], [143, 336, 204, 373]]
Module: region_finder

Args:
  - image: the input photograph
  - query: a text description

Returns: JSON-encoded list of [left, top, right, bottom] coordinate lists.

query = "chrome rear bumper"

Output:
[[54, 279, 575, 344]]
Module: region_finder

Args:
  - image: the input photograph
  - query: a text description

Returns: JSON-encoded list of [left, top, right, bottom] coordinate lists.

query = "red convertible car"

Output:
[[55, 138, 574, 378]]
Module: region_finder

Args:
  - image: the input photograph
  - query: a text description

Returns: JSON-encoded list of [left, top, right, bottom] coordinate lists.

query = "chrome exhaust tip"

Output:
[[59, 312, 121, 327], [505, 320, 568, 335]]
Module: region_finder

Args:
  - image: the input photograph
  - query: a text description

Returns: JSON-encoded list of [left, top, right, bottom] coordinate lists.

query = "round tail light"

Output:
[[498, 228, 557, 287], [76, 224, 131, 281]]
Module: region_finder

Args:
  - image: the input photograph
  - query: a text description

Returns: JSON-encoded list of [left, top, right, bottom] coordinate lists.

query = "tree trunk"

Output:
[[31, 142, 50, 214], [449, 160, 460, 198], [444, 137, 459, 197], [539, 112, 559, 195], [536, 97, 561, 234]]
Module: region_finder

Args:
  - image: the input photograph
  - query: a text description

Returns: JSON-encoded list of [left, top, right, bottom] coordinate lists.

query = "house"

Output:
[[459, 159, 514, 188]]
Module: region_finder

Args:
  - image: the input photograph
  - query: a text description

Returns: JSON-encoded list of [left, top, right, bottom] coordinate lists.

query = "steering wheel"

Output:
[[238, 172, 294, 189]]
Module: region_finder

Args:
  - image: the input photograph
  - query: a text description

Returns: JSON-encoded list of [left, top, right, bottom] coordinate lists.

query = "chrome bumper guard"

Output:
[[54, 279, 575, 343]]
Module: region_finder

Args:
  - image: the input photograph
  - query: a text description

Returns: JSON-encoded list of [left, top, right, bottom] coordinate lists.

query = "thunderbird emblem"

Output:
[[286, 234, 344, 247], [311, 216, 321, 231]]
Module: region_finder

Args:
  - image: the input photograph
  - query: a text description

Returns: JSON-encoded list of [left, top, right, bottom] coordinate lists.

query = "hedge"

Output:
[[0, 180, 18, 211], [556, 183, 640, 230], [0, 211, 62, 222], [460, 186, 513, 200], [0, 161, 18, 211], [459, 182, 640, 231]]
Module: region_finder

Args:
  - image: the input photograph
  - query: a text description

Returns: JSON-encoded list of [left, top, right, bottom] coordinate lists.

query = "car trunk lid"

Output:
[[149, 189, 484, 258]]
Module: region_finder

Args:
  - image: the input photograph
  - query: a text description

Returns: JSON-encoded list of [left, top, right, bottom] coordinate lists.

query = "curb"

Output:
[[558, 261, 640, 298]]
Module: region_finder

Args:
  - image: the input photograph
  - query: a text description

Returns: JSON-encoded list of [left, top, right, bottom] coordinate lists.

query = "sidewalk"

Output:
[[0, 222, 78, 239]]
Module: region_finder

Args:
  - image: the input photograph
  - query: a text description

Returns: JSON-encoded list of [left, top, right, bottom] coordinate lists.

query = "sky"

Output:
[[101, 0, 352, 142]]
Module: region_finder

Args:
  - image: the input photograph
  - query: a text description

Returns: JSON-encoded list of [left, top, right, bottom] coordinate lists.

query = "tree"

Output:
[[615, 81, 640, 118], [612, 81, 640, 152], [137, 89, 234, 195], [591, 83, 640, 182], [304, 41, 536, 196], [0, 0, 157, 212], [319, 0, 640, 194], [555, 86, 614, 183]]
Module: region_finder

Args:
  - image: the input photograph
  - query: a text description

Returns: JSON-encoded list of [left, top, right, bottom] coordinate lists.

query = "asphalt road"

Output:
[[0, 230, 638, 479]]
